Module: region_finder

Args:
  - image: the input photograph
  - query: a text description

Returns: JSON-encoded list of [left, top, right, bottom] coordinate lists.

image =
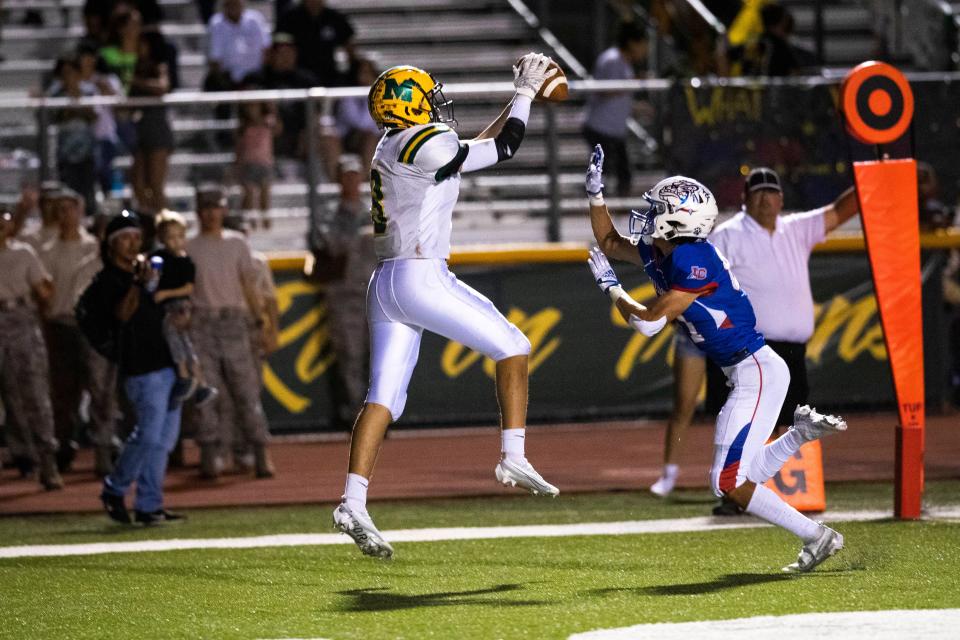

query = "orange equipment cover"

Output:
[[854, 158, 925, 518], [764, 440, 825, 513]]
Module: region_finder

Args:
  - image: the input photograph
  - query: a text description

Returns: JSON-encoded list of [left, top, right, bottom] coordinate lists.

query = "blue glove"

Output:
[[585, 144, 605, 200], [587, 246, 620, 294]]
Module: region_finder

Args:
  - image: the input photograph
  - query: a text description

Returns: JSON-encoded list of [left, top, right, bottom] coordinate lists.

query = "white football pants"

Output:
[[364, 258, 531, 420], [709, 345, 790, 496]]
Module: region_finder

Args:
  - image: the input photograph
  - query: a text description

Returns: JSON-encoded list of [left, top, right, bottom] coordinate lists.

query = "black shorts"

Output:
[[706, 340, 809, 428]]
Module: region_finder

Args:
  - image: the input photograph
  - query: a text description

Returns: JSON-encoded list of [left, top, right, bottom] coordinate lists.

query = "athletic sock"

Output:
[[662, 463, 679, 480], [501, 428, 526, 462], [343, 473, 369, 513], [745, 483, 822, 542], [751, 428, 806, 483]]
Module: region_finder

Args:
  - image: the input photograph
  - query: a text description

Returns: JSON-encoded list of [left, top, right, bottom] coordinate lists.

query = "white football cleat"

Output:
[[782, 524, 844, 573], [495, 458, 559, 497], [650, 474, 676, 498], [333, 502, 394, 559], [792, 405, 847, 442]]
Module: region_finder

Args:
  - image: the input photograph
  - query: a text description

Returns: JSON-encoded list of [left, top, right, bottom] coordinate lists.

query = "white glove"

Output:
[[585, 144, 605, 204], [513, 53, 552, 100], [588, 246, 621, 296]]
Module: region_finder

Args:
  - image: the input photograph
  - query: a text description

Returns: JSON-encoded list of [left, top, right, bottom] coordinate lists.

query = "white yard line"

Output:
[[568, 609, 960, 640], [2, 506, 958, 560]]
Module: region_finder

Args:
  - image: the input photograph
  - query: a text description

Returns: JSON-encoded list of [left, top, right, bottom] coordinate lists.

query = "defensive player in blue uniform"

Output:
[[583, 146, 847, 572]]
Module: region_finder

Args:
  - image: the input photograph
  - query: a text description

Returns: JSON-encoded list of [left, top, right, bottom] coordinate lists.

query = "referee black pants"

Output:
[[706, 340, 810, 429]]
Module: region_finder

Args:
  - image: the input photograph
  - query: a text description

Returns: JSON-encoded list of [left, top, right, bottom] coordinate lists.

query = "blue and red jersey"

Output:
[[638, 240, 765, 366]]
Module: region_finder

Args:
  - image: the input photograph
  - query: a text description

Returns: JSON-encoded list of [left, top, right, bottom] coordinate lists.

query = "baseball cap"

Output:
[[744, 167, 782, 194], [272, 32, 295, 47], [56, 186, 84, 203], [105, 209, 142, 241], [195, 184, 228, 210]]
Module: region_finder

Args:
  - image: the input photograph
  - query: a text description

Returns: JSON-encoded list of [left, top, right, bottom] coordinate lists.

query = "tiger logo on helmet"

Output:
[[368, 66, 455, 129], [628, 176, 719, 244]]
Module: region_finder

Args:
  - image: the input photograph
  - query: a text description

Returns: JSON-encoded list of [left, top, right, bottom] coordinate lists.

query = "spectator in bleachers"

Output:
[[276, 0, 355, 87], [187, 186, 274, 480], [76, 43, 124, 200], [320, 57, 379, 179], [243, 33, 318, 159], [48, 56, 99, 217], [39, 189, 100, 472], [582, 21, 648, 197], [19, 182, 64, 252], [0, 208, 62, 490], [918, 161, 953, 231], [100, 9, 142, 90], [725, 3, 800, 77], [236, 99, 278, 229], [130, 30, 175, 213], [205, 0, 271, 93]]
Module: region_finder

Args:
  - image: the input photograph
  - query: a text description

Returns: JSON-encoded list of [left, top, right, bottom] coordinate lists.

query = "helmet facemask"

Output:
[[628, 195, 666, 245], [425, 82, 456, 126]]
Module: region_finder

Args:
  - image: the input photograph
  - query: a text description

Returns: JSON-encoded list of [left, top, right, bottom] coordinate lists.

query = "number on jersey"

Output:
[[370, 168, 386, 234]]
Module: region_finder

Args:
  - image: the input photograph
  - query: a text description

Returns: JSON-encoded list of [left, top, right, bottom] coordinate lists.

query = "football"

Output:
[[517, 57, 569, 102]]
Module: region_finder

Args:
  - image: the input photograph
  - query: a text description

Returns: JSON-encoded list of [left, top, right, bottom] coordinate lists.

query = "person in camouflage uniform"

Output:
[[0, 209, 63, 490]]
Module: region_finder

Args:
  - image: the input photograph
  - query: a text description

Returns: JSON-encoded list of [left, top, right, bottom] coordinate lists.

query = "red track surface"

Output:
[[1, 412, 958, 515]]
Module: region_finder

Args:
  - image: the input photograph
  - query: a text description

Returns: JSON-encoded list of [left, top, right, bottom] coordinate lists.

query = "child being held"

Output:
[[151, 211, 217, 406]]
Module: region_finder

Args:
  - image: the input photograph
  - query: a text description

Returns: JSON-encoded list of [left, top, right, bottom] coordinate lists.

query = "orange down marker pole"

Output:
[[842, 62, 924, 519]]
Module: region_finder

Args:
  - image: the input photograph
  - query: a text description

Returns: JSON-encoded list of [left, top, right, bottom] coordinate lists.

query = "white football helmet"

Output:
[[629, 176, 719, 244]]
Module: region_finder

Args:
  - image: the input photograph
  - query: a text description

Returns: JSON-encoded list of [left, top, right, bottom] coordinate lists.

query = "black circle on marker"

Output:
[[855, 75, 903, 130]]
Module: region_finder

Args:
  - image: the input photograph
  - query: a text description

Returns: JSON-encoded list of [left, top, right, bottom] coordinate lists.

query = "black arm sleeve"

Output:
[[494, 117, 526, 162]]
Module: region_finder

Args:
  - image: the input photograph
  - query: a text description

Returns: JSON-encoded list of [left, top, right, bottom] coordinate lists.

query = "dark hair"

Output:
[[106, 9, 139, 46], [617, 20, 646, 49], [760, 3, 788, 30]]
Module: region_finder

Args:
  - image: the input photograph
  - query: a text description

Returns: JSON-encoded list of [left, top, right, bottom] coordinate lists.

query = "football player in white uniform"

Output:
[[333, 56, 560, 559]]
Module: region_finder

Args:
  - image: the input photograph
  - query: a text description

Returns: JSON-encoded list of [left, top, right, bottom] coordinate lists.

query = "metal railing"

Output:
[[4, 72, 959, 243]]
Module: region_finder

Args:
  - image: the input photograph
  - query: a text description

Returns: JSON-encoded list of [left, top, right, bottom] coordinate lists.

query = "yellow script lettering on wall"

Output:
[[261, 279, 324, 413], [684, 86, 763, 127], [807, 292, 886, 364], [440, 306, 562, 379]]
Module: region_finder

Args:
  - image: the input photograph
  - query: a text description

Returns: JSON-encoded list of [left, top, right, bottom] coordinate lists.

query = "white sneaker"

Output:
[[495, 457, 559, 497], [783, 524, 844, 573], [650, 473, 677, 498], [792, 405, 848, 441], [332, 502, 394, 559]]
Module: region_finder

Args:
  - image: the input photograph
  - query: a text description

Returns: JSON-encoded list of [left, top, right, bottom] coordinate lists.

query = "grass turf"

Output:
[[1, 481, 959, 639]]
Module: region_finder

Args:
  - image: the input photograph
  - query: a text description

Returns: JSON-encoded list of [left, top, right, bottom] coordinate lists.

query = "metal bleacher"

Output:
[[1, 0, 654, 248]]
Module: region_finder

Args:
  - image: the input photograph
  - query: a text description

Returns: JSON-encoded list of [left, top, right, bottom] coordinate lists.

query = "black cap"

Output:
[[744, 167, 782, 194], [105, 209, 142, 240], [196, 184, 228, 211]]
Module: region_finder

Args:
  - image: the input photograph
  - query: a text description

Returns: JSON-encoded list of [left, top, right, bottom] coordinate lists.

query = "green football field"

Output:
[[2, 480, 959, 640]]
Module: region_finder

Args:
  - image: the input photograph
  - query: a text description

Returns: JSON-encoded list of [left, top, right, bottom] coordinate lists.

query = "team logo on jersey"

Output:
[[659, 180, 705, 205], [689, 266, 708, 280]]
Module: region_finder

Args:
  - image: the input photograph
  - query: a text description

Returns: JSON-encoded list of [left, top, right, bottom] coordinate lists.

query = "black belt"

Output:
[[727, 347, 757, 366]]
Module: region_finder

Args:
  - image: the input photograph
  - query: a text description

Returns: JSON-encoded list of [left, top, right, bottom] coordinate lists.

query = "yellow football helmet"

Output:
[[368, 65, 455, 129]]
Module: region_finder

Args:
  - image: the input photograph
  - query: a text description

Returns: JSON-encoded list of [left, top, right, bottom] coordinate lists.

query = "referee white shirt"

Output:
[[710, 208, 826, 343]]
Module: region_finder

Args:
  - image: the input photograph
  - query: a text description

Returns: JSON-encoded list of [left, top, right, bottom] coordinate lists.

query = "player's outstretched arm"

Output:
[[585, 145, 640, 265], [457, 53, 552, 173], [587, 247, 699, 336]]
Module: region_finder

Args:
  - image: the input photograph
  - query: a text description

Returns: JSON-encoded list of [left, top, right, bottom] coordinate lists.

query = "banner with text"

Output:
[[260, 253, 946, 433]]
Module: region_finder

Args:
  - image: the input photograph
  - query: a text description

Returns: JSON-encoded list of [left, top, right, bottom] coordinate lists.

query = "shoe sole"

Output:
[[495, 465, 559, 497], [783, 532, 845, 573], [333, 513, 394, 560]]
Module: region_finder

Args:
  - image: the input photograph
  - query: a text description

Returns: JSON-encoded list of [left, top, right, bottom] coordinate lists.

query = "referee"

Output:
[[706, 167, 859, 512]]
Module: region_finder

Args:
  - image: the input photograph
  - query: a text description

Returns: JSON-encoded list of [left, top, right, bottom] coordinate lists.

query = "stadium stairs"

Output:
[[0, 0, 894, 249]]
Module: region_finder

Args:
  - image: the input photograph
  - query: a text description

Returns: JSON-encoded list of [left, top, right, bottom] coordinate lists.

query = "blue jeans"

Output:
[[103, 367, 181, 512]]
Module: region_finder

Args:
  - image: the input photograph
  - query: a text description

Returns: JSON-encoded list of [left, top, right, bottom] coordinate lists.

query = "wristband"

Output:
[[588, 193, 605, 206], [607, 285, 626, 303]]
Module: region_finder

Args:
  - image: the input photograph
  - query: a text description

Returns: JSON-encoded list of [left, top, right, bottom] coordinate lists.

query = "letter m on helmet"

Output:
[[383, 78, 415, 102]]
